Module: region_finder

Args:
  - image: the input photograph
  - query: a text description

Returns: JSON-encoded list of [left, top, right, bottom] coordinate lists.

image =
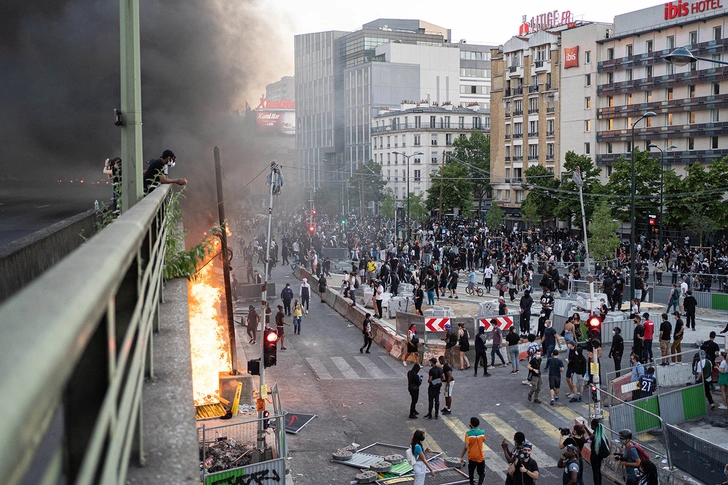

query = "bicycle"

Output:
[[465, 283, 484, 297]]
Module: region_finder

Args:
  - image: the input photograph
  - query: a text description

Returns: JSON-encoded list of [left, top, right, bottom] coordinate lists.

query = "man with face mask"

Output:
[[609, 327, 624, 377], [144, 149, 187, 193]]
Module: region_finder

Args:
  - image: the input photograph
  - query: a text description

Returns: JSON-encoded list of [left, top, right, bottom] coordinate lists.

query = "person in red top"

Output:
[[642, 312, 655, 363]]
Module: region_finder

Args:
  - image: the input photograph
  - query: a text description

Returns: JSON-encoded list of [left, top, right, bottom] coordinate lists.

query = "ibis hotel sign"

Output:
[[664, 0, 723, 18]]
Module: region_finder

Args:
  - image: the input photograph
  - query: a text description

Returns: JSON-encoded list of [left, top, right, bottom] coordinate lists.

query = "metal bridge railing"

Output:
[[0, 185, 171, 485]]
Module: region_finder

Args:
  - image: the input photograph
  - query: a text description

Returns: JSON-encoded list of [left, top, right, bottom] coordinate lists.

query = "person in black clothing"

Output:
[[613, 272, 624, 311], [407, 363, 423, 419], [318, 275, 327, 303], [245, 305, 259, 344], [507, 442, 539, 485], [632, 316, 644, 362], [609, 327, 624, 377], [701, 331, 721, 363], [519, 290, 534, 337], [684, 290, 698, 330], [425, 358, 443, 419], [499, 297, 508, 315], [275, 305, 291, 350], [473, 324, 491, 376], [360, 313, 373, 354], [143, 149, 187, 193], [414, 283, 424, 315], [280, 283, 294, 315]]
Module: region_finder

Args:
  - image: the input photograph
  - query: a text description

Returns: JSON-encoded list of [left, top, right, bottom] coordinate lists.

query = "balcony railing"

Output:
[[505, 157, 511, 162], [546, 130, 555, 137], [546, 107, 555, 113], [528, 108, 539, 114], [513, 133, 523, 139], [528, 132, 538, 137], [513, 156, 523, 161], [528, 155, 539, 160], [505, 134, 511, 140], [371, 122, 487, 134], [546, 154, 555, 160], [534, 60, 544, 68], [514, 110, 523, 116]]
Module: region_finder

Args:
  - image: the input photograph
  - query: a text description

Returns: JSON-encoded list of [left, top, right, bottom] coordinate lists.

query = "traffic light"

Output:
[[262, 409, 271, 429], [649, 215, 656, 226], [309, 225, 315, 233], [263, 328, 278, 367], [587, 314, 602, 346], [312, 209, 316, 215], [590, 383, 598, 403], [247, 358, 261, 376]]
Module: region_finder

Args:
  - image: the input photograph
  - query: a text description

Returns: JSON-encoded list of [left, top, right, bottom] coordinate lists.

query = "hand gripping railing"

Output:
[[0, 186, 171, 485]]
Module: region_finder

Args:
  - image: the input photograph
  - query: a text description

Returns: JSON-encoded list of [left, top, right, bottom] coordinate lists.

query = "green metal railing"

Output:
[[0, 185, 171, 485]]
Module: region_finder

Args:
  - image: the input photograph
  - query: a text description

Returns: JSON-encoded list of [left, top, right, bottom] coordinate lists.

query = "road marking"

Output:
[[331, 356, 360, 379], [354, 356, 387, 379], [405, 422, 442, 452], [441, 415, 507, 480], [516, 408, 562, 441], [380, 356, 407, 374], [479, 412, 554, 471], [305, 357, 332, 380], [549, 403, 587, 423]]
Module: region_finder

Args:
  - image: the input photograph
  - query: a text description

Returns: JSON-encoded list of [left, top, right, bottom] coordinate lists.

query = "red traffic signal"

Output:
[[587, 314, 602, 346], [263, 328, 278, 367], [588, 315, 601, 328], [309, 225, 315, 233], [312, 209, 317, 215]]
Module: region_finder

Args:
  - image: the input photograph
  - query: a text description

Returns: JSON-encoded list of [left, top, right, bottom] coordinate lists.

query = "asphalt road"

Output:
[[250, 263, 617, 485]]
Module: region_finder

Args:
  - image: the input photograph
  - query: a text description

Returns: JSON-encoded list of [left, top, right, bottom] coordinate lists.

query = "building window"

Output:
[[529, 120, 538, 135], [402, 135, 406, 147], [431, 135, 438, 146], [547, 119, 554, 135], [607, 165, 613, 177], [627, 93, 633, 105], [414, 134, 421, 146], [712, 109, 720, 122], [688, 112, 695, 124], [415, 116, 421, 128], [667, 113, 673, 125], [529, 97, 538, 113], [607, 142, 613, 154], [646, 90, 652, 102], [394, 135, 398, 147], [646, 116, 652, 127], [458, 116, 465, 128], [387, 169, 391, 181], [505, 146, 511, 160], [626, 69, 633, 81], [607, 48, 614, 60], [414, 156, 421, 164], [516, 190, 525, 203], [585, 74, 591, 86], [431, 154, 438, 164], [387, 153, 391, 164], [646, 66, 653, 79], [667, 35, 675, 50], [496, 190, 501, 201], [714, 83, 721, 95], [608, 119, 614, 130], [584, 142, 591, 154], [444, 116, 451, 128], [514, 122, 523, 136], [667, 62, 674, 75], [514, 145, 522, 159], [585, 97, 591, 109], [608, 96, 614, 107], [529, 145, 538, 160], [585, 120, 591, 132], [667, 88, 673, 100], [712, 137, 719, 149], [585, 50, 591, 64], [547, 144, 554, 159], [715, 26, 722, 41], [688, 137, 695, 150], [430, 116, 436, 128], [626, 44, 633, 56], [505, 190, 510, 201], [627, 141, 632, 153], [646, 40, 653, 53], [689, 31, 697, 45], [414, 169, 421, 181], [445, 133, 453, 145], [607, 72, 614, 84], [505, 168, 511, 182]]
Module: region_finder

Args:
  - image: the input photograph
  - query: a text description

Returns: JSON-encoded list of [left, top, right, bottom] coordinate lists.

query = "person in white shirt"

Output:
[[374, 280, 384, 319], [483, 265, 494, 293]]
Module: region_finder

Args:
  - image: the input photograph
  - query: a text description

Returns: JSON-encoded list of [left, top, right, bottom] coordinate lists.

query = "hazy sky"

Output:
[[272, 0, 660, 44]]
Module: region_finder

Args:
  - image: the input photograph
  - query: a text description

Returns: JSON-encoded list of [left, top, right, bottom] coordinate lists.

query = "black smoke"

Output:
[[0, 0, 290, 238]]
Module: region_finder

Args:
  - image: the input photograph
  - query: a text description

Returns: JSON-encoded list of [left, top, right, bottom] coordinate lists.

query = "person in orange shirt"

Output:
[[459, 417, 486, 485]]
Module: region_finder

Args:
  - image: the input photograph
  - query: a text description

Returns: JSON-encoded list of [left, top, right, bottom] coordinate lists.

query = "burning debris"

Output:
[[201, 438, 256, 473]]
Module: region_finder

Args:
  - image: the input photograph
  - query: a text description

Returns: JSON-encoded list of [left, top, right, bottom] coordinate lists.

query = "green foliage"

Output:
[[407, 192, 428, 222], [313, 186, 341, 219], [162, 190, 216, 281], [605, 149, 661, 224], [554, 152, 603, 228], [485, 204, 505, 230], [425, 159, 473, 214], [668, 158, 728, 230], [452, 132, 491, 213], [521, 165, 559, 225], [349, 160, 386, 215], [380, 189, 395, 218], [588, 200, 620, 264]]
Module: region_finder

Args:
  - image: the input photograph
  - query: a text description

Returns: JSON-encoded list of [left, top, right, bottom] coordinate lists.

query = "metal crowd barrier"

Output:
[[664, 422, 728, 485], [0, 186, 172, 485]]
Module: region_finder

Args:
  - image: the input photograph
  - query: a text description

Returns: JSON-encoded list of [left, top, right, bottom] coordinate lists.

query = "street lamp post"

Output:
[[394, 151, 423, 241], [665, 46, 728, 67], [630, 111, 657, 301], [648, 144, 677, 260]]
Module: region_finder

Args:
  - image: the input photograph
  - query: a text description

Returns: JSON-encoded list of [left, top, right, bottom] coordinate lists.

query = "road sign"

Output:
[[479, 316, 513, 331], [284, 413, 317, 434], [424, 317, 450, 332]]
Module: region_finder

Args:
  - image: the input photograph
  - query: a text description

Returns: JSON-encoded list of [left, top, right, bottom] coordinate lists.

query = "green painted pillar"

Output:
[[120, 0, 143, 212]]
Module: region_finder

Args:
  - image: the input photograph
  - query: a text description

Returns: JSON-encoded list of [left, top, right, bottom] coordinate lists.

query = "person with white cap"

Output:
[[299, 277, 310, 311]]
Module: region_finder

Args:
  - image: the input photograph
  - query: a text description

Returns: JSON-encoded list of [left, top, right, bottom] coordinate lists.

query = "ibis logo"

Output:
[[664, 0, 724, 19], [564, 46, 579, 69]]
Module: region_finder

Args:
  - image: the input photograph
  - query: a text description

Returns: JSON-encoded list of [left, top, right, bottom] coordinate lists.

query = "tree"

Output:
[[451, 132, 491, 215], [407, 192, 428, 223], [485, 204, 504, 231], [425, 160, 473, 216], [604, 148, 661, 224], [668, 158, 728, 231], [348, 160, 386, 216], [554, 152, 603, 228], [520, 165, 559, 226], [313, 186, 340, 219], [588, 199, 620, 265], [380, 189, 395, 218]]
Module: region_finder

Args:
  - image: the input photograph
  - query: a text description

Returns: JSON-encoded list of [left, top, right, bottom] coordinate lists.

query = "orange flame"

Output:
[[188, 240, 231, 405]]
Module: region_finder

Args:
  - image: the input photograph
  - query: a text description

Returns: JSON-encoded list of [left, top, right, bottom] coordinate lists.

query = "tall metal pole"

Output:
[[439, 152, 445, 225], [359, 162, 365, 220], [629, 112, 655, 301], [258, 161, 279, 451], [119, 0, 143, 212], [573, 167, 591, 279], [406, 154, 411, 242], [214, 147, 238, 374]]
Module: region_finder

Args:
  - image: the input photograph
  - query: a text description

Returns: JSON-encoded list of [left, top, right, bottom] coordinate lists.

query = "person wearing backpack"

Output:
[[458, 322, 471, 370], [615, 429, 647, 484], [696, 350, 716, 409], [585, 419, 610, 485]]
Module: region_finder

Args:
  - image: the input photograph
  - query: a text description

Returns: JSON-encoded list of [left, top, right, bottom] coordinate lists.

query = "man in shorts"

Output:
[[439, 355, 455, 414], [569, 346, 587, 403], [545, 349, 565, 406]]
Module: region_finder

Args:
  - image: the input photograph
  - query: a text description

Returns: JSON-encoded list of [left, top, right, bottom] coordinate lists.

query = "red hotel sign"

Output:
[[664, 0, 723, 19], [564, 46, 579, 69]]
